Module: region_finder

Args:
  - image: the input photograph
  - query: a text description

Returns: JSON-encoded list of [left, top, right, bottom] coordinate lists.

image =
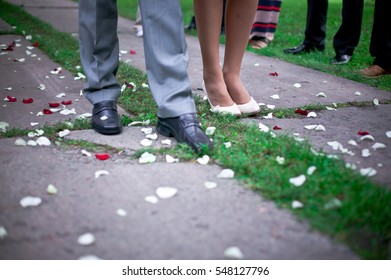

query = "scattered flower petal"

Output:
[[0, 122, 9, 132], [141, 83, 149, 88], [81, 150, 92, 157], [325, 106, 337, 111], [267, 104, 275, 109], [263, 112, 273, 119], [36, 137, 51, 146], [258, 123, 270, 133], [14, 138, 27, 146], [224, 246, 244, 259], [197, 155, 210, 165], [61, 100, 72, 105], [315, 125, 326, 131], [270, 94, 280, 99], [360, 135, 375, 141], [145, 133, 158, 140], [269, 72, 278, 76], [316, 92, 327, 97], [23, 98, 33, 104], [224, 142, 232, 148], [276, 156, 285, 165], [140, 139, 153, 147], [116, 208, 127, 217], [273, 125, 282, 130], [0, 226, 7, 239], [95, 153, 110, 161], [307, 112, 317, 118], [141, 127, 153, 134], [58, 129, 70, 138], [327, 141, 342, 150], [56, 93, 66, 98], [50, 67, 62, 75], [291, 200, 304, 209], [6, 95, 17, 102], [304, 125, 317, 130], [95, 170, 109, 179], [348, 140, 357, 146], [372, 142, 386, 150], [362, 149, 371, 158], [77, 113, 92, 119], [386, 131, 391, 138], [161, 139, 172, 146], [42, 108, 53, 115], [358, 130, 369, 136], [46, 184, 58, 194], [77, 233, 95, 246], [27, 140, 37, 146], [373, 98, 379, 106], [156, 187, 177, 199], [20, 196, 42, 207], [204, 181, 217, 189], [307, 166, 316, 175], [293, 83, 301, 88], [78, 255, 101, 260], [38, 84, 46, 91], [324, 198, 342, 210], [145, 196, 158, 204], [360, 167, 377, 177], [217, 169, 235, 179], [60, 108, 76, 115], [354, 91, 361, 96], [139, 152, 156, 164], [166, 154, 179, 163], [295, 108, 308, 116], [289, 175, 306, 187], [130, 50, 136, 55], [254, 63, 260, 67], [205, 126, 216, 136]]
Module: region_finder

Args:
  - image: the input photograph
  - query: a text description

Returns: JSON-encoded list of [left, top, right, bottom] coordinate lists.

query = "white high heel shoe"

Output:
[[202, 83, 241, 116], [237, 97, 260, 115]]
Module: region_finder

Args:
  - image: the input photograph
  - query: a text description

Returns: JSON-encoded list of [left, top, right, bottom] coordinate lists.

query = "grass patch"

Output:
[[1, 0, 390, 259]]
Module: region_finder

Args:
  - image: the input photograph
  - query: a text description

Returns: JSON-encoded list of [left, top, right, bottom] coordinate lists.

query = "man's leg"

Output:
[[79, 0, 122, 134], [138, 0, 212, 153]]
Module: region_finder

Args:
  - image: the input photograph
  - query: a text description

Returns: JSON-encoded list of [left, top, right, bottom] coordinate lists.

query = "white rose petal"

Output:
[[291, 200, 304, 209], [139, 152, 156, 164], [224, 246, 244, 259], [38, 84, 46, 91], [58, 129, 70, 138], [0, 121, 9, 132], [81, 150, 92, 157], [362, 149, 371, 158], [27, 140, 37, 146], [224, 142, 232, 148], [259, 123, 270, 133], [348, 140, 357, 146], [373, 98, 379, 106], [307, 112, 317, 118], [316, 92, 327, 97], [77, 72, 86, 79], [325, 106, 337, 111], [386, 131, 391, 138], [145, 196, 159, 204], [346, 163, 357, 170], [141, 127, 153, 135], [217, 169, 235, 179], [315, 125, 326, 131], [360, 167, 377, 177], [50, 108, 61, 113], [14, 138, 27, 146], [161, 139, 172, 146], [304, 125, 317, 130], [360, 135, 375, 142], [77, 233, 95, 246], [197, 155, 210, 165], [95, 170, 109, 179], [146, 133, 158, 140], [307, 166, 317, 175], [77, 113, 92, 119], [25, 35, 32, 40], [36, 136, 51, 146], [263, 112, 273, 119], [120, 84, 126, 92], [60, 108, 76, 115], [20, 196, 42, 207], [327, 141, 343, 151], [354, 91, 361, 96], [276, 156, 285, 165], [78, 255, 101, 260], [293, 83, 301, 88], [324, 198, 342, 210], [204, 181, 217, 189], [156, 187, 178, 199], [17, 58, 25, 62], [372, 142, 386, 150], [289, 175, 306, 187], [141, 83, 149, 88], [36, 112, 44, 116], [46, 184, 58, 194], [116, 209, 127, 217], [165, 154, 179, 163], [140, 139, 153, 147], [0, 226, 7, 239], [270, 94, 280, 100], [30, 122, 39, 127], [266, 104, 275, 109], [205, 126, 216, 136], [254, 63, 260, 67]]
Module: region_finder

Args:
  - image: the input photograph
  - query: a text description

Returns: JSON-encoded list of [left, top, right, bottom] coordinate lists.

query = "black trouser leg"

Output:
[[303, 0, 328, 48]]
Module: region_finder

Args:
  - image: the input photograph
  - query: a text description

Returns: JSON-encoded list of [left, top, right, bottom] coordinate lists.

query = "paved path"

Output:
[[1, 0, 390, 260]]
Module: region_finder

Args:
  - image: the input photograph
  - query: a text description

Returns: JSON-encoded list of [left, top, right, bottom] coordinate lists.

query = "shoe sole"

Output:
[[92, 123, 123, 135]]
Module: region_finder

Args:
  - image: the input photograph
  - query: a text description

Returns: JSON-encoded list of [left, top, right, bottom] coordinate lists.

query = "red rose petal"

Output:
[[6, 95, 17, 102], [23, 98, 34, 104], [269, 72, 279, 76], [125, 82, 134, 88], [95, 153, 110, 161], [48, 102, 60, 108], [32, 42, 39, 47], [358, 130, 369, 136], [61, 100, 72, 105], [273, 125, 282, 130], [130, 50, 136, 55], [295, 108, 309, 116], [2, 45, 14, 51], [43, 108, 53, 115]]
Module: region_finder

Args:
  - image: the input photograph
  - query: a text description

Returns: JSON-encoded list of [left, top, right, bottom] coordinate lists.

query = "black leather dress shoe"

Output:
[[157, 113, 213, 153], [284, 43, 324, 55], [330, 54, 352, 65], [92, 100, 122, 135]]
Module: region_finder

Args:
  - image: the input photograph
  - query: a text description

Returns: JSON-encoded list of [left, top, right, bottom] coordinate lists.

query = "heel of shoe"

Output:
[[237, 97, 260, 115], [202, 82, 241, 116]]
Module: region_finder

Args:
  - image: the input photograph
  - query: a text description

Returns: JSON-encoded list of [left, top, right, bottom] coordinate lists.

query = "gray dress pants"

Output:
[[79, 0, 196, 118]]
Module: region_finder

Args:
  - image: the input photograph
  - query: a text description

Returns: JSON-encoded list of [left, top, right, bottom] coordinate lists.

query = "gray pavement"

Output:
[[1, 0, 390, 260]]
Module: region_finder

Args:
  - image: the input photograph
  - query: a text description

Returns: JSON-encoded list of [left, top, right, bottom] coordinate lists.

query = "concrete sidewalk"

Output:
[[1, 0, 390, 260]]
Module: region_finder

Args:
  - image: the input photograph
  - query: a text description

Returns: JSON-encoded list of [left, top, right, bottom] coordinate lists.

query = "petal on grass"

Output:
[[197, 155, 210, 165], [295, 108, 308, 116], [360, 167, 377, 177], [205, 126, 216, 136], [139, 152, 156, 164], [263, 112, 273, 119], [217, 169, 235, 179], [77, 233, 95, 246], [224, 142, 232, 148], [291, 200, 304, 209], [289, 175, 306, 187], [276, 156, 285, 165], [224, 246, 244, 259], [58, 129, 70, 138], [156, 187, 178, 199], [324, 198, 342, 210], [20, 196, 42, 207], [166, 154, 179, 163], [307, 166, 317, 175]]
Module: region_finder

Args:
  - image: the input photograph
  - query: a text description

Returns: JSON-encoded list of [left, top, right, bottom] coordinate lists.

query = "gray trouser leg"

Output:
[[79, 0, 120, 105], [138, 0, 196, 118]]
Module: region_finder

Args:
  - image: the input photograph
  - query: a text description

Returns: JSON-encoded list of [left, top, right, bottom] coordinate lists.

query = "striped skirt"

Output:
[[250, 0, 282, 42]]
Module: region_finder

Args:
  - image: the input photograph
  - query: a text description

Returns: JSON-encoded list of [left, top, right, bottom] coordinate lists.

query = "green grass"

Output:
[[1, 0, 390, 259], [119, 0, 391, 92]]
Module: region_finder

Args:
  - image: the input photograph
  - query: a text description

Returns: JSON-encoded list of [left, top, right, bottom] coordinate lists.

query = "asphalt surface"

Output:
[[1, 0, 390, 260]]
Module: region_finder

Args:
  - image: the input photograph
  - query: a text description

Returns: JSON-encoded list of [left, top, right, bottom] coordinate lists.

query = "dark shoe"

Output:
[[92, 100, 122, 135], [284, 43, 324, 55], [185, 16, 197, 31], [330, 54, 352, 65], [157, 113, 213, 153], [361, 65, 391, 78]]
